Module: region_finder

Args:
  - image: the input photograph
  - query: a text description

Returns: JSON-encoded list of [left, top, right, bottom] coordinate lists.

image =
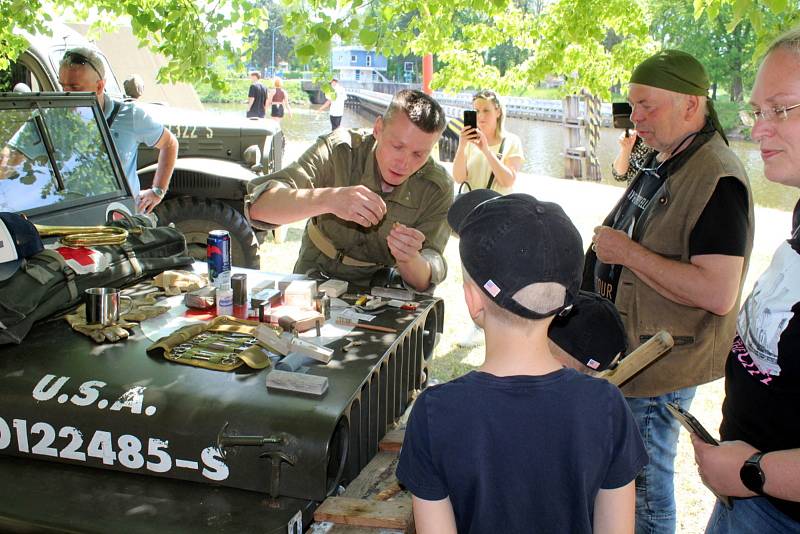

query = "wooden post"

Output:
[[563, 95, 585, 179]]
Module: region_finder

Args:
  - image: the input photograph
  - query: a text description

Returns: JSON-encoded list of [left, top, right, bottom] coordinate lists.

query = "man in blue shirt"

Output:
[[58, 48, 178, 214]]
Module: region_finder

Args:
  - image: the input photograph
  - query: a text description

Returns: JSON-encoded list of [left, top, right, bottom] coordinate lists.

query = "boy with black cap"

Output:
[[397, 190, 647, 533]]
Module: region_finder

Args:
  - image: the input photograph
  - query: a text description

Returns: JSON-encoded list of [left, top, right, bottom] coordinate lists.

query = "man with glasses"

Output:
[[583, 50, 754, 534], [59, 47, 178, 214]]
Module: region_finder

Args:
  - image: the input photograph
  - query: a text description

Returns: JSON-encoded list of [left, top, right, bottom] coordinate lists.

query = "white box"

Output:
[[318, 279, 348, 298], [283, 280, 317, 308]]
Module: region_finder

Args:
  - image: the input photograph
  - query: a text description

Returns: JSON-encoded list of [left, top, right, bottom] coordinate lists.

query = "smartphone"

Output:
[[463, 110, 477, 130], [612, 102, 635, 130], [666, 402, 718, 445], [666, 402, 733, 509]]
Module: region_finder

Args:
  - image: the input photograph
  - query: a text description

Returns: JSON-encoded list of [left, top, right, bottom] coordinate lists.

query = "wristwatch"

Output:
[[152, 186, 166, 199], [740, 452, 767, 495]]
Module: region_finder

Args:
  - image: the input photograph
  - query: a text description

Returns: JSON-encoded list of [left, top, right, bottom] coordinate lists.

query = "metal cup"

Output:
[[85, 287, 133, 326]]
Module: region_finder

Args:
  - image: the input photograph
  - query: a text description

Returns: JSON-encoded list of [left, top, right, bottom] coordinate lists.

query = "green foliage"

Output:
[[277, 0, 797, 97], [1, 0, 269, 89], [713, 99, 745, 133], [693, 0, 799, 44], [279, 0, 652, 97], [247, 2, 297, 72], [3, 0, 798, 101], [196, 77, 306, 104]]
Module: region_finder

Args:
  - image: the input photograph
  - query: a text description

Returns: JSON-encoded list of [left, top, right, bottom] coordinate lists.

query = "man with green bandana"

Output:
[[583, 50, 754, 534]]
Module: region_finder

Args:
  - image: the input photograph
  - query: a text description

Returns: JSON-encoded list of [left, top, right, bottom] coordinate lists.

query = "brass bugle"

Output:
[[34, 224, 137, 247]]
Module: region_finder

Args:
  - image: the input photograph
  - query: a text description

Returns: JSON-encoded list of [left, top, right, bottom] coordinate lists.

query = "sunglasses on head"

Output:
[[473, 90, 498, 101], [63, 51, 102, 79]]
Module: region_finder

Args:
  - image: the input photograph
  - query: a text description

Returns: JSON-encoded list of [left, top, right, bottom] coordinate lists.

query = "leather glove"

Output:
[[65, 304, 138, 343], [153, 270, 207, 296], [121, 294, 169, 322]]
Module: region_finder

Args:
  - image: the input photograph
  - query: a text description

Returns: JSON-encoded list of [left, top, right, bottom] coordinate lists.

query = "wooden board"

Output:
[[600, 330, 674, 387], [379, 427, 405, 453], [265, 369, 328, 396], [313, 497, 412, 531], [343, 452, 402, 500]]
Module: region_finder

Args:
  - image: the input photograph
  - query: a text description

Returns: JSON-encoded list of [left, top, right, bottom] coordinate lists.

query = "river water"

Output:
[[208, 103, 798, 212]]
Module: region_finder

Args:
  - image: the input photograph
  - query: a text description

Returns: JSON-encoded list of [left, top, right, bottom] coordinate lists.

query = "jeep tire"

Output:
[[156, 197, 260, 269]]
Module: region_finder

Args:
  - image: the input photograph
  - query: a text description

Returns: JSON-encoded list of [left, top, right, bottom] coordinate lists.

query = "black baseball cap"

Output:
[[0, 212, 44, 281], [448, 190, 583, 319], [548, 290, 627, 372]]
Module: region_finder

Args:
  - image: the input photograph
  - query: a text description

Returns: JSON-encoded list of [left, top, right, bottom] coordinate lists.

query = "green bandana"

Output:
[[630, 49, 728, 144]]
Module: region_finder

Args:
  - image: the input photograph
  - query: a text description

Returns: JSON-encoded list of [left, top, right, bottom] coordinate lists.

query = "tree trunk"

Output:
[[730, 75, 743, 103], [711, 82, 717, 100]]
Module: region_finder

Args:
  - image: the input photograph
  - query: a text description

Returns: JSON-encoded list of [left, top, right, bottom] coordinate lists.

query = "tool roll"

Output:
[[0, 212, 192, 345]]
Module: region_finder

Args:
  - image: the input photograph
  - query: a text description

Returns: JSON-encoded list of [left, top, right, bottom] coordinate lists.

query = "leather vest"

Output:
[[609, 133, 754, 397]]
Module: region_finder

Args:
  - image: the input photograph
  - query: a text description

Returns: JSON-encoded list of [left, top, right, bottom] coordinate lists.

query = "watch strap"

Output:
[[152, 186, 166, 198], [740, 451, 767, 495]]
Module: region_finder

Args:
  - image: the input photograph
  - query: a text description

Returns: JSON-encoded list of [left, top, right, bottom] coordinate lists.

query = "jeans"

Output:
[[626, 386, 697, 534], [706, 497, 800, 534]]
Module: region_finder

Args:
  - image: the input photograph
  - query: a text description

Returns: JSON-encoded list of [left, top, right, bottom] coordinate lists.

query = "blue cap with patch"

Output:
[[0, 213, 44, 281]]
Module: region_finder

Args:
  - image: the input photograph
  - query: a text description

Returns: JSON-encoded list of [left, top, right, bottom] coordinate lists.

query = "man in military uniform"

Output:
[[247, 89, 452, 291]]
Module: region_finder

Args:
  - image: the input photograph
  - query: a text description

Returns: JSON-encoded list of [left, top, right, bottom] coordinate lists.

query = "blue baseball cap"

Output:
[[0, 213, 44, 281]]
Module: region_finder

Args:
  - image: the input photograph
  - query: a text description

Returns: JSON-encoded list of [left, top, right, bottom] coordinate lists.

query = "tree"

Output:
[[0, 0, 269, 90], [649, 0, 757, 102], [279, 0, 798, 97], [3, 0, 798, 97], [248, 1, 296, 73]]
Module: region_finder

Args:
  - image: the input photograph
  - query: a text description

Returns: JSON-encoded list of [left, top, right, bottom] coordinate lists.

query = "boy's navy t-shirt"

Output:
[[396, 369, 647, 533]]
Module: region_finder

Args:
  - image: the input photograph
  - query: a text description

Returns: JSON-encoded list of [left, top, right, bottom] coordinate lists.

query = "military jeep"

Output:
[[0, 92, 443, 532], [1, 22, 284, 268]]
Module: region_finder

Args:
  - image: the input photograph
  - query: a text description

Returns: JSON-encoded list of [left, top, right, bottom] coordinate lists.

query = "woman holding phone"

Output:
[[452, 90, 525, 195], [452, 90, 525, 348]]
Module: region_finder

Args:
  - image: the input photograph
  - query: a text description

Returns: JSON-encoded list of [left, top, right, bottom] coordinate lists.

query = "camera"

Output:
[[612, 102, 634, 130]]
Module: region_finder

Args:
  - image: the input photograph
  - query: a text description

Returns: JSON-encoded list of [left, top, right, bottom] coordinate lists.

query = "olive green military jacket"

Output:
[[246, 128, 453, 287]]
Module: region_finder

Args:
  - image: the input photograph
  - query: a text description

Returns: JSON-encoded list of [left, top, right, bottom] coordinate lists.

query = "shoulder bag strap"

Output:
[[485, 137, 507, 191], [106, 99, 121, 128]]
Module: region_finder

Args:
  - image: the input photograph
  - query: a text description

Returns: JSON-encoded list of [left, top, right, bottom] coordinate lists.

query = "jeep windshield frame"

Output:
[[0, 92, 132, 217]]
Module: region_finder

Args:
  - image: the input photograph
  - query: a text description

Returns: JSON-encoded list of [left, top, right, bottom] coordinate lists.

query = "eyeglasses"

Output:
[[63, 51, 102, 79], [739, 103, 800, 127], [631, 161, 662, 178]]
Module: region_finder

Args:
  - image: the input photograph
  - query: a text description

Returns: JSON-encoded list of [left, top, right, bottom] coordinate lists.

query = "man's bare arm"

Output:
[[138, 129, 178, 214], [249, 185, 387, 227], [593, 226, 744, 315]]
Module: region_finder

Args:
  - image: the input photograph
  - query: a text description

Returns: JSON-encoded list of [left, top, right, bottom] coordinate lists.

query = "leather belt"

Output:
[[307, 220, 378, 268]]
